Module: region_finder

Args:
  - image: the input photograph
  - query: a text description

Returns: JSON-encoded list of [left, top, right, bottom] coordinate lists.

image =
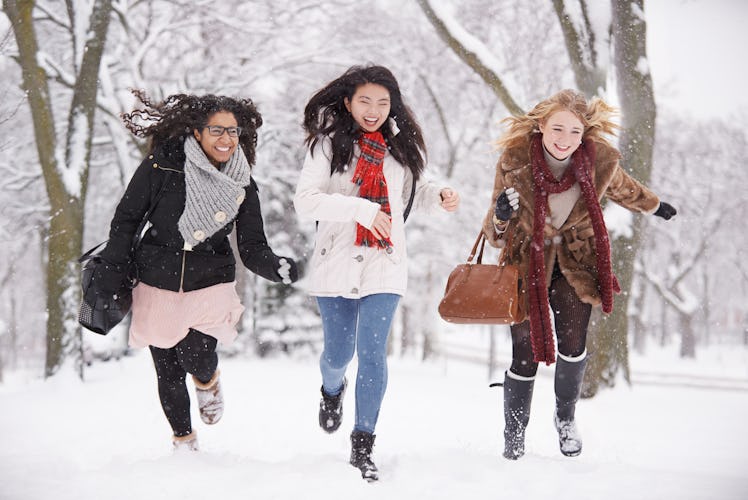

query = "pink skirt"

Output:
[[129, 281, 245, 349]]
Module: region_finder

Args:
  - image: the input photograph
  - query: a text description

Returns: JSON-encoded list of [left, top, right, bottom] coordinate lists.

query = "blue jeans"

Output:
[[316, 293, 401, 434]]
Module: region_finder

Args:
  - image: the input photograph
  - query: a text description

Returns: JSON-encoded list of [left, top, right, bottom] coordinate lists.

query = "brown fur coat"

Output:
[[482, 135, 660, 318]]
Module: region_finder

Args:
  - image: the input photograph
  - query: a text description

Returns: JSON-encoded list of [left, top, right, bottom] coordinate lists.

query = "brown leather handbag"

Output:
[[438, 228, 526, 325]]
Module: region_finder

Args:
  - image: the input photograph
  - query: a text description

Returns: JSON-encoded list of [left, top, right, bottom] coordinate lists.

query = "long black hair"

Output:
[[121, 90, 263, 166], [303, 65, 425, 180]]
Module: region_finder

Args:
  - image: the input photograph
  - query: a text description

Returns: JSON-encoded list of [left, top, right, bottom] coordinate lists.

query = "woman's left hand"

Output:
[[440, 188, 460, 212]]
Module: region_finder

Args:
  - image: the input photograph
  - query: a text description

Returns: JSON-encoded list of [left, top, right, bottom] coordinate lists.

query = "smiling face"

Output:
[[193, 111, 239, 167], [539, 110, 584, 160], [344, 83, 391, 133]]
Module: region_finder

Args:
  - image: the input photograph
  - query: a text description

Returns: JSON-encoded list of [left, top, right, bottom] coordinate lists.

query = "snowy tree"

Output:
[[636, 115, 748, 357], [3, 0, 114, 377]]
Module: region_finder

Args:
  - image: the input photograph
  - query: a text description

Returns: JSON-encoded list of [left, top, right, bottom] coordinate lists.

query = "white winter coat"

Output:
[[293, 137, 445, 298]]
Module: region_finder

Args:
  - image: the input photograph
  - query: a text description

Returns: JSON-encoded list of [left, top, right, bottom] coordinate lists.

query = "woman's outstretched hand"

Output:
[[654, 201, 677, 220], [440, 188, 460, 212]]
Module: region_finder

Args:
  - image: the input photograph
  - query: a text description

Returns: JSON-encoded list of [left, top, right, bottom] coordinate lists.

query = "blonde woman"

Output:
[[483, 89, 676, 460]]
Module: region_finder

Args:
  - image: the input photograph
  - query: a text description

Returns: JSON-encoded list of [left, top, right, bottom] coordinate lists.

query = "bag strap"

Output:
[[468, 222, 516, 266], [403, 175, 416, 223], [497, 223, 516, 266], [130, 171, 172, 254], [78, 240, 108, 263]]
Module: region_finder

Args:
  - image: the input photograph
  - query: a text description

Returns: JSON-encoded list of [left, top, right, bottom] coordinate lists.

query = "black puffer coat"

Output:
[[97, 137, 295, 293]]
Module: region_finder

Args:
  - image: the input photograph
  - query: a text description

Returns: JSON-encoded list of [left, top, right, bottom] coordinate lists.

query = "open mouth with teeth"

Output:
[[363, 117, 380, 128]]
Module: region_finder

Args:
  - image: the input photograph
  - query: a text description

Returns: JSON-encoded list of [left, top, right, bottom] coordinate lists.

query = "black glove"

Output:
[[494, 187, 519, 221], [654, 201, 677, 220], [276, 257, 299, 285]]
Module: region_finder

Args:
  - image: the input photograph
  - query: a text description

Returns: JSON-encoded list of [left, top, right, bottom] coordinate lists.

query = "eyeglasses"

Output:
[[204, 125, 243, 137]]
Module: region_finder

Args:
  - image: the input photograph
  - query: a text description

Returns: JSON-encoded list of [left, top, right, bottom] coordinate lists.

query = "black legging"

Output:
[[509, 264, 591, 378], [149, 329, 218, 437]]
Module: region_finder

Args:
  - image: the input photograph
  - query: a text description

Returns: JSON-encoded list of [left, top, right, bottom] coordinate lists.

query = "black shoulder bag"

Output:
[[78, 173, 171, 335]]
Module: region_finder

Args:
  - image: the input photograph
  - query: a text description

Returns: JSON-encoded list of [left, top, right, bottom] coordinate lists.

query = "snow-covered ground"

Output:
[[1, 337, 747, 500]]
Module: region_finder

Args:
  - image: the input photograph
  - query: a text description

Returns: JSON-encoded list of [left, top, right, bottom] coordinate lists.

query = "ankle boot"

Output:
[[193, 369, 223, 425], [319, 378, 347, 433], [172, 430, 199, 451], [350, 430, 378, 482], [502, 371, 535, 460], [554, 352, 588, 457]]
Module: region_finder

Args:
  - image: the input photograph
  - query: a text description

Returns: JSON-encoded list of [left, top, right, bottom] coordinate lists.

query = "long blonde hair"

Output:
[[497, 89, 619, 150]]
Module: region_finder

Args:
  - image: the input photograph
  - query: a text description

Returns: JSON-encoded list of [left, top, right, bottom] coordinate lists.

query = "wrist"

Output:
[[492, 214, 509, 233]]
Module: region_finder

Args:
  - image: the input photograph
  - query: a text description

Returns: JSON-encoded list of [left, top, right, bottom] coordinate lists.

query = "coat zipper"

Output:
[[179, 250, 187, 292]]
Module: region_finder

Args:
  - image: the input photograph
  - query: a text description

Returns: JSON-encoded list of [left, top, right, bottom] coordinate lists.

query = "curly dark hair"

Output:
[[121, 90, 263, 166], [303, 65, 425, 180]]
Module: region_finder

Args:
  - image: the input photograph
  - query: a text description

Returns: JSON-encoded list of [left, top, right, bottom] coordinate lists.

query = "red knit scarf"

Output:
[[352, 131, 392, 249], [528, 134, 620, 364]]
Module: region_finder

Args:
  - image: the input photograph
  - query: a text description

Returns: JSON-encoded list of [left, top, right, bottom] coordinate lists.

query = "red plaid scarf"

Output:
[[352, 131, 392, 249], [528, 134, 620, 364]]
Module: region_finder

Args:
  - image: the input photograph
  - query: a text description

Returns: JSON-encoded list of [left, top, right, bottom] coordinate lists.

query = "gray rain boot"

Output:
[[554, 352, 588, 457], [502, 371, 535, 460]]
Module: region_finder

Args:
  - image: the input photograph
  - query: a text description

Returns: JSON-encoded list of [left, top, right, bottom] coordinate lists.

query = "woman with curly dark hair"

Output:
[[95, 91, 298, 451], [294, 65, 460, 481]]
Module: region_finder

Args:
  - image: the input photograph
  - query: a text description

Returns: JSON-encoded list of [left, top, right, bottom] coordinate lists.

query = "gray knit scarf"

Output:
[[178, 135, 252, 249]]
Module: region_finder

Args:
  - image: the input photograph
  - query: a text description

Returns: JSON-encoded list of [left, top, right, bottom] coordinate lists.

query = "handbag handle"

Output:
[[467, 222, 516, 266]]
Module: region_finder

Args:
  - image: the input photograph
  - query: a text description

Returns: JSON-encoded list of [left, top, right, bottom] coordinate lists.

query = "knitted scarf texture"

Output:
[[178, 136, 251, 249], [352, 131, 392, 249], [528, 134, 620, 364]]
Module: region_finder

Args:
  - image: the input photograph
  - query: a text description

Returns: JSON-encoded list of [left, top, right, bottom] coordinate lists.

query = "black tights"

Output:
[[149, 329, 218, 437], [509, 266, 591, 378]]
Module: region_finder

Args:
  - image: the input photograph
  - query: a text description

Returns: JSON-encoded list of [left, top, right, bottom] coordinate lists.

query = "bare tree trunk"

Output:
[[679, 312, 696, 358], [4, 0, 114, 376], [582, 0, 657, 397], [551, 0, 607, 97], [400, 303, 412, 355], [630, 275, 646, 354]]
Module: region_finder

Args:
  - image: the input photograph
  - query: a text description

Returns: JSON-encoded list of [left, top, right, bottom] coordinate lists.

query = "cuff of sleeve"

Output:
[[492, 214, 509, 232], [355, 201, 381, 228]]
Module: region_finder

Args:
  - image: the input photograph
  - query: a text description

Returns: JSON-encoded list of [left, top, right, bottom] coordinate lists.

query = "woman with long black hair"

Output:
[[294, 65, 460, 481]]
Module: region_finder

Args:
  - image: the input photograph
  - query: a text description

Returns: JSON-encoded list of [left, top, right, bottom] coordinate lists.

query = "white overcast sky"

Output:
[[647, 0, 748, 119]]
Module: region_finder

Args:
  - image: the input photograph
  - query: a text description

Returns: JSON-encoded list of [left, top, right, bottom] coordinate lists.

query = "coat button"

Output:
[[385, 247, 393, 254], [320, 248, 326, 255], [193, 230, 206, 241], [236, 192, 245, 205], [351, 288, 358, 294], [214, 211, 227, 223], [354, 255, 363, 262], [152, 162, 158, 168]]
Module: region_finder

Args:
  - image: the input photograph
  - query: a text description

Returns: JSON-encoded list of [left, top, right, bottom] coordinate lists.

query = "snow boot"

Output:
[[503, 371, 535, 460], [172, 430, 199, 451], [319, 378, 347, 433], [193, 369, 223, 425], [350, 430, 378, 482], [554, 352, 588, 457]]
